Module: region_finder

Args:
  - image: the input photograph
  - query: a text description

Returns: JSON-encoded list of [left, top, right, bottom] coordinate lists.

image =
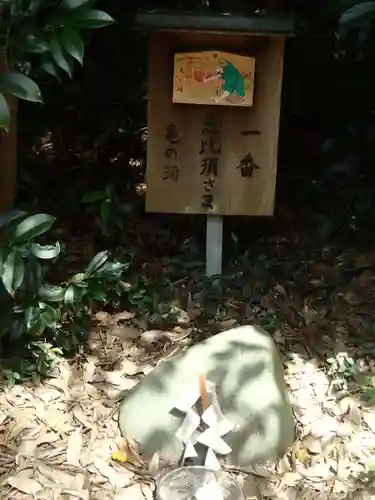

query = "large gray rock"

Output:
[[118, 325, 294, 465]]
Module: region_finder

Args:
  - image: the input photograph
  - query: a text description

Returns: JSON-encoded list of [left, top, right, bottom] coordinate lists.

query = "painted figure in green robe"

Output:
[[202, 59, 246, 103]]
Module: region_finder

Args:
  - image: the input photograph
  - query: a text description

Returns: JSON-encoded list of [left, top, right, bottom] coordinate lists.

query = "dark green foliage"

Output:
[[0, 209, 127, 382], [80, 184, 134, 237], [0, 0, 114, 130]]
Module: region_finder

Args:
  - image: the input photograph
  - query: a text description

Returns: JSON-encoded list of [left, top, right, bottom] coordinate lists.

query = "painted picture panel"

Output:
[[173, 50, 255, 107]]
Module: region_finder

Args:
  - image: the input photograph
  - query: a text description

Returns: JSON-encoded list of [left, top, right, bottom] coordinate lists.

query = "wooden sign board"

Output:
[[146, 32, 285, 216], [173, 50, 255, 107]]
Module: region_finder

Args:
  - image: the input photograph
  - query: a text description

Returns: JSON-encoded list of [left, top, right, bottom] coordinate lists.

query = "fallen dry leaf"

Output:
[[119, 438, 144, 468], [37, 430, 60, 445], [62, 489, 90, 500], [107, 325, 140, 340], [114, 483, 144, 500], [83, 359, 97, 383], [93, 457, 118, 487], [280, 472, 302, 487], [112, 311, 136, 322], [140, 330, 166, 344], [116, 359, 141, 376], [44, 407, 72, 432], [66, 429, 83, 466], [165, 327, 192, 342], [95, 311, 112, 324], [348, 402, 362, 426], [281, 487, 299, 500], [37, 463, 76, 488], [6, 420, 29, 441], [5, 475, 42, 494], [305, 435, 322, 455], [295, 446, 309, 464], [44, 378, 69, 398], [17, 439, 37, 458], [72, 405, 92, 429], [339, 397, 352, 415]]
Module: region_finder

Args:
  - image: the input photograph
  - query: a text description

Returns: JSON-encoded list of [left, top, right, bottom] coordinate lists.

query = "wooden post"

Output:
[[206, 215, 223, 276], [0, 48, 18, 213]]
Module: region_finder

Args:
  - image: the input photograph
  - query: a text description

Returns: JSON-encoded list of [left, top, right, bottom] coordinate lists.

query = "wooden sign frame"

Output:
[[145, 31, 286, 217], [137, 10, 294, 275]]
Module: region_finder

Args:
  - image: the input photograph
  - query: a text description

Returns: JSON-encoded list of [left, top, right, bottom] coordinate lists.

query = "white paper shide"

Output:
[[173, 379, 234, 470]]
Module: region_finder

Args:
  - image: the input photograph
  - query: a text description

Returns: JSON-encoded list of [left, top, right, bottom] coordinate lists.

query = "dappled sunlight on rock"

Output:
[[119, 326, 294, 466]]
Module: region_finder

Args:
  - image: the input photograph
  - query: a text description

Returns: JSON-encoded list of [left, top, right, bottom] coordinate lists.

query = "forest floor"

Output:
[[1, 213, 375, 500]]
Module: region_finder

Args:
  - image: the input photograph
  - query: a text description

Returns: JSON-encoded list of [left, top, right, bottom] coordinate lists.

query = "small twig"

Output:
[[328, 445, 340, 499], [156, 345, 185, 365], [222, 464, 278, 480]]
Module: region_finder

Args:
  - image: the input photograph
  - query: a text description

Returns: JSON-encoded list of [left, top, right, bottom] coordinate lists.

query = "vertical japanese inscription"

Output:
[[199, 111, 222, 211], [162, 124, 180, 182]]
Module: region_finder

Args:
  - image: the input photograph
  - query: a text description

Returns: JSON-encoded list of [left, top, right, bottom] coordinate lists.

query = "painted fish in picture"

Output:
[[173, 50, 255, 107]]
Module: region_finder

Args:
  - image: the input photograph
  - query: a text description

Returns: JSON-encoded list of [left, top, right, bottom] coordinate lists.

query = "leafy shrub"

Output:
[[80, 184, 133, 237], [0, 209, 127, 382], [0, 0, 115, 130]]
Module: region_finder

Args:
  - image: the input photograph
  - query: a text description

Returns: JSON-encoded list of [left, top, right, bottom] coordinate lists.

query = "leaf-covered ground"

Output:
[[2, 217, 375, 499]]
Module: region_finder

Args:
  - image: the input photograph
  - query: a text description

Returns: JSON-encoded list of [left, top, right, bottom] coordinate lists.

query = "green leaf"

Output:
[[24, 34, 49, 54], [64, 284, 76, 307], [61, 28, 84, 64], [2, 250, 24, 296], [88, 281, 107, 301], [23, 259, 43, 291], [39, 302, 59, 325], [50, 35, 73, 76], [29, 0, 44, 14], [33, 261, 43, 289], [100, 199, 111, 221], [25, 306, 41, 330], [0, 93, 10, 131], [71, 272, 87, 284], [28, 314, 47, 336], [12, 214, 56, 243], [339, 2, 375, 27], [72, 9, 115, 29], [61, 0, 92, 8], [80, 190, 106, 203], [363, 386, 375, 401], [8, 316, 25, 340], [38, 284, 66, 302], [0, 72, 42, 102], [41, 59, 61, 81], [86, 250, 109, 275], [0, 210, 27, 231], [30, 242, 61, 259], [96, 261, 126, 281]]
